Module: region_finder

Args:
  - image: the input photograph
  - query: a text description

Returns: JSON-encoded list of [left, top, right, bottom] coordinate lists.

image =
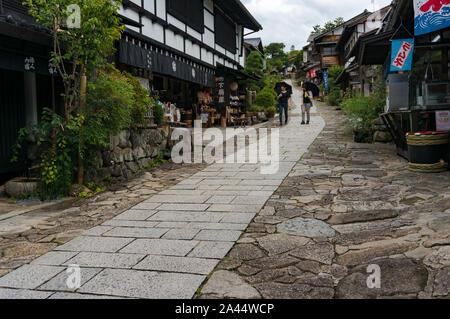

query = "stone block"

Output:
[[134, 256, 219, 275], [78, 268, 205, 299]]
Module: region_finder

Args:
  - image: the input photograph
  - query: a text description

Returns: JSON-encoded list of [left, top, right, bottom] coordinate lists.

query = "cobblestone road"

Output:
[[199, 100, 450, 299], [1, 83, 448, 299], [0, 81, 329, 299]]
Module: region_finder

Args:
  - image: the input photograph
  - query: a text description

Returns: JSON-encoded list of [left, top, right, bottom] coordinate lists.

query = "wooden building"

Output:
[[0, 0, 262, 178], [358, 0, 450, 159], [0, 0, 64, 177], [241, 37, 265, 67], [301, 11, 379, 85], [335, 6, 390, 95], [116, 0, 262, 125]]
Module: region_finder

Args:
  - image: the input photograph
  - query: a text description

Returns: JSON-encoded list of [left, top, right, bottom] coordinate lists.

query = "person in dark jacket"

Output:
[[277, 85, 291, 125], [301, 83, 313, 125]]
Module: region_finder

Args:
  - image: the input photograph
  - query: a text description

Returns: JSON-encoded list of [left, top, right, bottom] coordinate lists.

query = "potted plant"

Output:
[[247, 105, 260, 117], [265, 106, 277, 119], [5, 177, 39, 199]]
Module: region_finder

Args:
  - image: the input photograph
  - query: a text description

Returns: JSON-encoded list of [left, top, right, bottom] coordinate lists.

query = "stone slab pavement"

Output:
[[0, 81, 327, 299], [198, 100, 450, 299]]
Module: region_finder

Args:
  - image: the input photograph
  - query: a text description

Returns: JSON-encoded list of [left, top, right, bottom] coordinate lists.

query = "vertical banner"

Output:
[[414, 0, 450, 36], [215, 76, 230, 117], [323, 71, 329, 90], [390, 39, 415, 72]]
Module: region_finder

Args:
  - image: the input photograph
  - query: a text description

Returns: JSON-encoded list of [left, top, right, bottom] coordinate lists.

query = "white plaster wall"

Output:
[[142, 17, 164, 43], [165, 29, 184, 52]]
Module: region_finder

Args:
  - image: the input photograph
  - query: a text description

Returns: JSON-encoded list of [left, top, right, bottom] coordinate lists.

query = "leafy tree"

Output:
[[23, 0, 124, 192], [293, 51, 304, 70], [312, 25, 322, 34], [25, 0, 124, 123], [265, 43, 286, 59], [288, 50, 301, 58], [243, 51, 265, 91], [312, 17, 345, 34]]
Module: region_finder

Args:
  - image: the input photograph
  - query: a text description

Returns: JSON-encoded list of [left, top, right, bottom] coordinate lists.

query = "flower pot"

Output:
[[5, 178, 39, 198]]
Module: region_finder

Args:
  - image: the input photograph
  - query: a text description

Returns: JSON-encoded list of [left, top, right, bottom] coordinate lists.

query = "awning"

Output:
[[301, 62, 320, 72], [119, 40, 215, 87], [359, 30, 395, 65], [216, 64, 261, 81], [0, 50, 54, 75]]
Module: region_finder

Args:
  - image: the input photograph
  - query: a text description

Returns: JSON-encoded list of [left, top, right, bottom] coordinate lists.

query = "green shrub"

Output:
[[153, 102, 165, 126], [328, 87, 341, 106], [83, 71, 134, 150], [328, 66, 344, 79], [265, 106, 277, 117], [340, 82, 386, 143], [124, 73, 153, 127], [255, 90, 276, 108], [249, 105, 261, 113]]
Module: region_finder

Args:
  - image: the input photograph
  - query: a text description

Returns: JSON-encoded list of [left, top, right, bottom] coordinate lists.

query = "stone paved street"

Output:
[[0, 81, 327, 298], [0, 162, 206, 279], [199, 99, 450, 299], [0, 82, 448, 299]]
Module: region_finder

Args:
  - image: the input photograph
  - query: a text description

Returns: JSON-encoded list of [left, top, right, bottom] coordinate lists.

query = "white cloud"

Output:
[[241, 0, 392, 50]]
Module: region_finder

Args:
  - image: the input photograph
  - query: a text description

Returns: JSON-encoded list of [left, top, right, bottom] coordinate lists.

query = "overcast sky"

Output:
[[241, 0, 393, 51]]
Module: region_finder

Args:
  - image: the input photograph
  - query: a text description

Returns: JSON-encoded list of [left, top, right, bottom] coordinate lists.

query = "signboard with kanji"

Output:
[[436, 110, 450, 131], [390, 39, 415, 72]]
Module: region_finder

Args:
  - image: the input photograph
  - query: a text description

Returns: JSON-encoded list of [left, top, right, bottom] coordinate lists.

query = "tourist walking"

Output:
[[301, 83, 313, 125], [277, 85, 291, 126]]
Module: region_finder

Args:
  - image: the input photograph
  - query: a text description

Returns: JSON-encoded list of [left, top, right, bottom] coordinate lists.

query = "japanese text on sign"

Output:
[[392, 41, 413, 70]]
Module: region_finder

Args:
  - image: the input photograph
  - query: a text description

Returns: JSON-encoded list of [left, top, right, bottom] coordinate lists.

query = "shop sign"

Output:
[[48, 62, 57, 75], [323, 71, 329, 90], [436, 110, 450, 131], [390, 39, 414, 72], [118, 40, 215, 87], [414, 0, 450, 36], [217, 77, 226, 104], [24, 57, 36, 71]]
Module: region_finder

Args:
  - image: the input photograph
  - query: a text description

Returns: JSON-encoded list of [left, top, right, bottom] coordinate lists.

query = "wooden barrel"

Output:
[[407, 131, 449, 173]]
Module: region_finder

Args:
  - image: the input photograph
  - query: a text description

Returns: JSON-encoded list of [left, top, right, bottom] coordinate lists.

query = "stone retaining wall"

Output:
[[85, 127, 170, 184]]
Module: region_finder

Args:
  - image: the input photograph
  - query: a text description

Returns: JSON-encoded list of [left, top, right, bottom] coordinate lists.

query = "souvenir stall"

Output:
[[367, 0, 450, 172], [214, 64, 255, 127], [118, 39, 216, 128], [197, 87, 217, 128]]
